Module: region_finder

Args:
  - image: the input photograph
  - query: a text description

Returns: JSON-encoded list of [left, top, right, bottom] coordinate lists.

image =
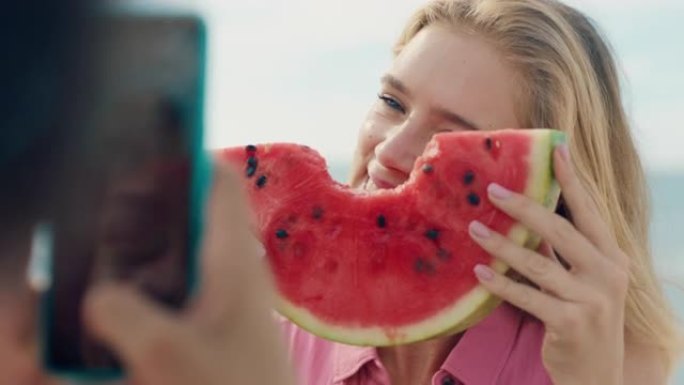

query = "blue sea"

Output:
[[327, 164, 684, 382], [650, 174, 684, 384]]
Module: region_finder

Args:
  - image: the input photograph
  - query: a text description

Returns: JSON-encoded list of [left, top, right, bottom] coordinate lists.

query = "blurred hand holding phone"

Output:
[[39, 9, 210, 380], [0, 1, 294, 384], [35, 8, 295, 384]]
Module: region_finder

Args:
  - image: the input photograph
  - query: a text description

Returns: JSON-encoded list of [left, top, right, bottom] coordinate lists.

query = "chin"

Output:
[[354, 175, 382, 192]]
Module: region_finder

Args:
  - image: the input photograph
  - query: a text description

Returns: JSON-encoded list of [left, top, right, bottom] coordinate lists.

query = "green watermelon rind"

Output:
[[276, 129, 565, 346]]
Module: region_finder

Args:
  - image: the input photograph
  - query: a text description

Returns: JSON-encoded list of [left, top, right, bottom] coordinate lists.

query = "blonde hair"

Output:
[[393, 0, 683, 375]]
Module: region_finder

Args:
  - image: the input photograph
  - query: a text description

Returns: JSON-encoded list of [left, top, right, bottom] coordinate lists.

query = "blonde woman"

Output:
[[280, 0, 683, 384]]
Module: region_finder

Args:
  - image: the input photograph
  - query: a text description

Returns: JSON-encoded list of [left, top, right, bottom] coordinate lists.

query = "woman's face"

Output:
[[350, 24, 524, 189]]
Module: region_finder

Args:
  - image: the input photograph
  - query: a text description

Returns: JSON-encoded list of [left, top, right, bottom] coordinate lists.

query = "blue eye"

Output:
[[377, 94, 405, 113]]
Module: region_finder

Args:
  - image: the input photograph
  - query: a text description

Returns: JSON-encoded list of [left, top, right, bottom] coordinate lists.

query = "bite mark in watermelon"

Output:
[[218, 129, 564, 346]]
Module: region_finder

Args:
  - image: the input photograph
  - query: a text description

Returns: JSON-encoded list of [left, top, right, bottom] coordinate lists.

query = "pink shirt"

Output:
[[280, 302, 552, 385]]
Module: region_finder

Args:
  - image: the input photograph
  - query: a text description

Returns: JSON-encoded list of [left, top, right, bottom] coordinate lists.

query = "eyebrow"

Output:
[[381, 74, 411, 96], [380, 73, 481, 131]]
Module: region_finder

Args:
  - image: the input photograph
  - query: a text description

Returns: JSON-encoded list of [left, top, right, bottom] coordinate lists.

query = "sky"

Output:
[[134, 0, 684, 172]]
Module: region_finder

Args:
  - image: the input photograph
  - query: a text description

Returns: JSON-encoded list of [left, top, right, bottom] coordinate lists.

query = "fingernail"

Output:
[[488, 183, 512, 200], [469, 220, 491, 238], [474, 264, 494, 281], [558, 143, 570, 162]]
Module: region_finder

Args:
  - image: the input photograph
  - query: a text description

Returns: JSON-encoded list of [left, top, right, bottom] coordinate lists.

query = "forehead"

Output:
[[389, 24, 523, 129]]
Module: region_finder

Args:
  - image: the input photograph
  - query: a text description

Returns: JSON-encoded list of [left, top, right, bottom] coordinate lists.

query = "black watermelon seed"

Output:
[[246, 157, 258, 178], [424, 229, 440, 240], [485, 137, 493, 150], [245, 144, 257, 153], [467, 192, 480, 206], [275, 229, 289, 239], [376, 215, 387, 228], [422, 164, 434, 174], [437, 248, 452, 261], [463, 170, 475, 185], [312, 206, 324, 220], [256, 175, 267, 188], [414, 258, 435, 274], [414, 258, 425, 272]]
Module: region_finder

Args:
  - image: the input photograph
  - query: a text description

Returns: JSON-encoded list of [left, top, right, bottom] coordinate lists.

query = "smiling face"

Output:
[[350, 24, 525, 190]]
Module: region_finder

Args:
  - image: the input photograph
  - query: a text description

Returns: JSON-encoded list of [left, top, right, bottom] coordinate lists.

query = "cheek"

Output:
[[357, 117, 386, 156], [349, 113, 388, 186]]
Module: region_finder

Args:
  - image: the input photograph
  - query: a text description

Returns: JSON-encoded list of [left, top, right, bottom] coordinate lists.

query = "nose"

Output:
[[373, 116, 430, 177]]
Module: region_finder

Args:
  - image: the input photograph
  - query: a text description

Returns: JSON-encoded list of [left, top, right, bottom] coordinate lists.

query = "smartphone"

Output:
[[37, 12, 209, 381]]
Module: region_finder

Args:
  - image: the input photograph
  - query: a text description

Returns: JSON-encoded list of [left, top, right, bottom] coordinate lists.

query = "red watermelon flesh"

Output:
[[218, 129, 564, 346]]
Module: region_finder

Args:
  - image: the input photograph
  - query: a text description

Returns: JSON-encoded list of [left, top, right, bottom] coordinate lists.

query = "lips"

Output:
[[366, 160, 407, 191], [369, 174, 395, 189]]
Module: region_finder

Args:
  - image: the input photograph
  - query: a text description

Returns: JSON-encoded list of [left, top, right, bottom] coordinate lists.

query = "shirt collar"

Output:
[[441, 302, 524, 384], [332, 302, 524, 384], [332, 343, 379, 383]]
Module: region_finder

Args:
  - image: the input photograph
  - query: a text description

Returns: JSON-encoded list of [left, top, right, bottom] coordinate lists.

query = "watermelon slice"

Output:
[[218, 129, 564, 346]]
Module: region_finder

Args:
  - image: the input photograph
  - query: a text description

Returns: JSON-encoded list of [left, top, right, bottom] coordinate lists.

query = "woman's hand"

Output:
[[468, 144, 629, 385], [83, 165, 295, 385]]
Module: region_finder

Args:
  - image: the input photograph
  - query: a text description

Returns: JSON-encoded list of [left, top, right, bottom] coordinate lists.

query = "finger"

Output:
[[190, 162, 273, 331], [469, 221, 586, 301], [0, 290, 50, 385], [553, 145, 620, 261], [83, 284, 211, 385], [538, 240, 571, 271], [83, 284, 186, 367], [486, 182, 603, 272], [473, 263, 559, 325]]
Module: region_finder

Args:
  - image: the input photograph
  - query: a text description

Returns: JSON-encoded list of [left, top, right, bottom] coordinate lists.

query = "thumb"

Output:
[[190, 163, 271, 330], [82, 283, 185, 368]]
